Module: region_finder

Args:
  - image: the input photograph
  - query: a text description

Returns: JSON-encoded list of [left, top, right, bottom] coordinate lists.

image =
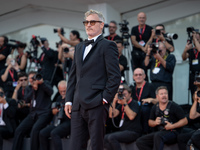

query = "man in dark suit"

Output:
[[0, 87, 17, 150], [64, 9, 121, 150]]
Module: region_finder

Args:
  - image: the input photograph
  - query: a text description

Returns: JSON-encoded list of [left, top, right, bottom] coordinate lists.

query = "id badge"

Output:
[[153, 67, 160, 74], [12, 81, 17, 87], [119, 119, 124, 127], [32, 100, 36, 107], [138, 101, 141, 106], [139, 40, 145, 46], [192, 59, 199, 65]]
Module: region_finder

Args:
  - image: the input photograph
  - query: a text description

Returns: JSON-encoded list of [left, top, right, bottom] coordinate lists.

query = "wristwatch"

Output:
[[123, 103, 128, 107]]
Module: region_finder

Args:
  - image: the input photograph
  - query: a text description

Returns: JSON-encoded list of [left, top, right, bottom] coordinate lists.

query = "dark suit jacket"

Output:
[[3, 98, 17, 133], [65, 35, 121, 110]]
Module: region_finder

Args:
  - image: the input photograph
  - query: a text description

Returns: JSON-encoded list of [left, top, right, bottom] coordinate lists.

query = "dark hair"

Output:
[[1, 36, 8, 45], [155, 86, 168, 95], [123, 84, 132, 94], [28, 71, 37, 76], [18, 72, 28, 79], [71, 30, 83, 42], [18, 43, 27, 49], [115, 39, 123, 45], [110, 20, 117, 26], [155, 24, 165, 30]]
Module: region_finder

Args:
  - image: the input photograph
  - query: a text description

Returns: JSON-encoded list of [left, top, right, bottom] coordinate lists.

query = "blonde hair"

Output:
[[84, 9, 105, 22], [5, 54, 15, 66]]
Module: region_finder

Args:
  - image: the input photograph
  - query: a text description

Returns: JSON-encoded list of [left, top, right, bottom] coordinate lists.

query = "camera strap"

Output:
[[193, 48, 199, 59], [155, 101, 172, 118], [121, 98, 132, 119], [155, 53, 168, 68], [9, 69, 15, 82], [135, 81, 146, 101], [138, 25, 146, 41], [0, 46, 6, 53]]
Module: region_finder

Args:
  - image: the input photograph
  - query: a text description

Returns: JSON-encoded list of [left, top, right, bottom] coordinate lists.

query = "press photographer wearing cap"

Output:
[[182, 30, 200, 102], [104, 84, 141, 150], [144, 42, 176, 100], [136, 86, 187, 150], [0, 54, 19, 98], [12, 73, 53, 150], [0, 87, 17, 150]]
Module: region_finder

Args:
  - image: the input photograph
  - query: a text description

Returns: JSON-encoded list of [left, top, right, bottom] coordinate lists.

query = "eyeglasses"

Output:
[[134, 74, 143, 76], [109, 26, 116, 29], [83, 20, 102, 26], [19, 78, 27, 82]]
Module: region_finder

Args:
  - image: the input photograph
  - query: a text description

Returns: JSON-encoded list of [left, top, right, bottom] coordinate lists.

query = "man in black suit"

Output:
[[0, 87, 17, 150], [64, 9, 121, 150]]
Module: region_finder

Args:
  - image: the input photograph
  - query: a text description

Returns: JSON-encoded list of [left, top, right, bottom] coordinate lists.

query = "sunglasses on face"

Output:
[[134, 74, 143, 76], [83, 20, 102, 26], [19, 78, 27, 82]]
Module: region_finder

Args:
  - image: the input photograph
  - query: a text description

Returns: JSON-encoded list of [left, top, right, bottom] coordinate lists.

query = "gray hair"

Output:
[[84, 9, 105, 22], [155, 86, 168, 95]]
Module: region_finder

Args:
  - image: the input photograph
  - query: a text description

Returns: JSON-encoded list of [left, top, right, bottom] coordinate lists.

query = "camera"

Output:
[[118, 85, 124, 100], [155, 29, 161, 35], [51, 102, 64, 119], [11, 59, 15, 66], [119, 20, 130, 47], [63, 47, 69, 53], [54, 28, 65, 35], [0, 92, 4, 98], [149, 42, 160, 54], [163, 33, 178, 40], [157, 117, 169, 131], [32, 73, 42, 81], [195, 74, 200, 82], [186, 26, 199, 44]]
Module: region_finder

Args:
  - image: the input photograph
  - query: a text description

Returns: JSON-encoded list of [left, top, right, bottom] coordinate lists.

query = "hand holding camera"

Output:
[[0, 92, 6, 105], [32, 74, 43, 90]]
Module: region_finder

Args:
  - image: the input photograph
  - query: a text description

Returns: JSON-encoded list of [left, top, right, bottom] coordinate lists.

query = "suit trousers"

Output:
[[39, 120, 70, 150], [104, 130, 141, 150], [136, 130, 177, 150], [12, 112, 52, 150], [69, 104, 108, 150], [0, 126, 13, 150]]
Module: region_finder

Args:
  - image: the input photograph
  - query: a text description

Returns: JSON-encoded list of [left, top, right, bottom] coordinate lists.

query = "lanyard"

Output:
[[138, 25, 146, 41], [121, 98, 132, 120], [155, 54, 168, 68], [193, 48, 199, 59], [22, 88, 24, 97], [135, 81, 146, 101], [0, 46, 6, 53], [9, 69, 15, 82], [108, 34, 116, 41]]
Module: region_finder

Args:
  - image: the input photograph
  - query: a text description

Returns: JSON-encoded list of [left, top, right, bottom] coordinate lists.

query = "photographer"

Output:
[[57, 29, 82, 47], [12, 72, 30, 124], [144, 42, 176, 100], [0, 54, 19, 98], [12, 72, 53, 150], [16, 42, 27, 72], [0, 87, 17, 150], [39, 80, 70, 150], [38, 38, 57, 83], [115, 40, 128, 78], [104, 84, 142, 150], [0, 36, 10, 72], [147, 24, 175, 53], [105, 20, 121, 41], [182, 31, 200, 102], [130, 12, 153, 73], [131, 68, 157, 134], [136, 86, 187, 150]]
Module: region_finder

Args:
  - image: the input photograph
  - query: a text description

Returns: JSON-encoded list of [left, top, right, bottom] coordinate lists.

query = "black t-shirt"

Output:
[[116, 100, 142, 133], [0, 46, 10, 71], [147, 54, 176, 83], [131, 24, 153, 52], [149, 101, 185, 132], [187, 48, 200, 73], [119, 54, 128, 77], [105, 34, 122, 41]]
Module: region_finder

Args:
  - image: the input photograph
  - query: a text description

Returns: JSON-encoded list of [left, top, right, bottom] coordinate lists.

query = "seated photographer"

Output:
[[115, 40, 128, 79], [144, 42, 176, 100], [182, 31, 200, 102], [38, 38, 58, 83], [131, 68, 157, 134], [0, 36, 10, 72], [136, 86, 188, 150], [16, 42, 27, 72], [104, 20, 121, 41], [12, 73, 53, 150], [12, 72, 30, 124], [177, 86, 200, 150], [57, 29, 82, 47], [0, 54, 19, 98], [39, 80, 70, 150], [0, 87, 17, 150], [104, 84, 142, 150]]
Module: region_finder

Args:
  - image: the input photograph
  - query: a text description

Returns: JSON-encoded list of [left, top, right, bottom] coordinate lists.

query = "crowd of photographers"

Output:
[[0, 11, 200, 150]]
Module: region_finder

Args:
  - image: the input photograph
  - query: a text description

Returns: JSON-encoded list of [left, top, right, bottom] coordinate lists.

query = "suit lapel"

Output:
[[83, 35, 104, 64]]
